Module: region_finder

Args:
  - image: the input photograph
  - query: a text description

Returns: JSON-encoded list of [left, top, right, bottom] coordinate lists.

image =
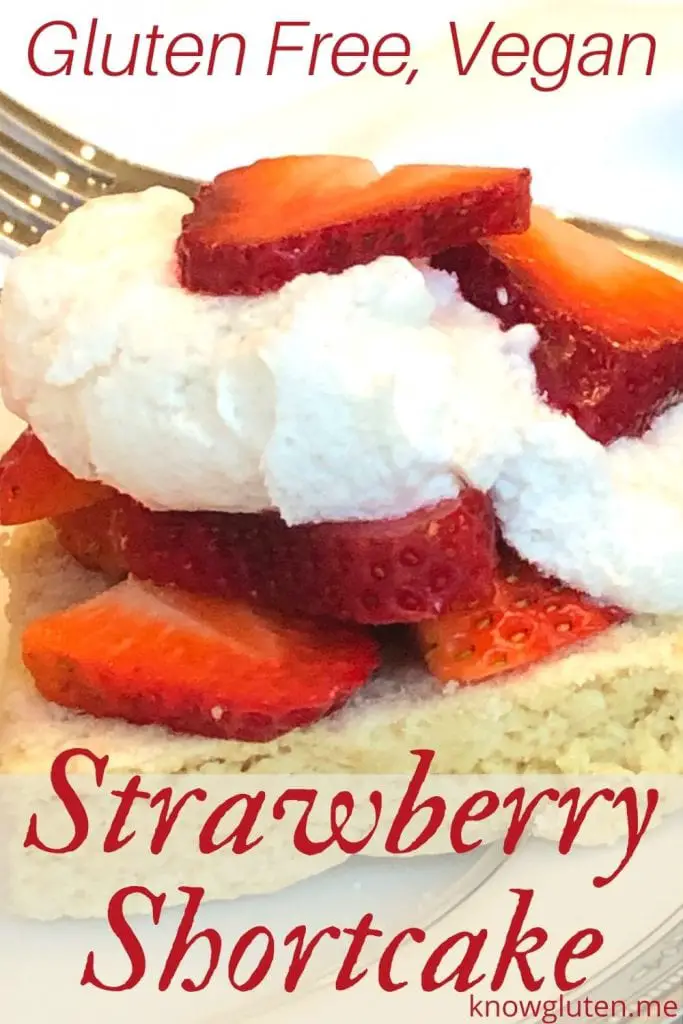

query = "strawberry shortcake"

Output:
[[1, 155, 683, 775]]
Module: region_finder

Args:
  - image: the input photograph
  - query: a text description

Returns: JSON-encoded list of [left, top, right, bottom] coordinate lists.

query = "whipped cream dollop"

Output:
[[0, 187, 537, 524], [495, 401, 683, 613], [3, 186, 683, 615]]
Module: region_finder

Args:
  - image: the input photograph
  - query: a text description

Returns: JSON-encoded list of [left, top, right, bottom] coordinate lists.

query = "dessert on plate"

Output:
[[1, 154, 683, 778]]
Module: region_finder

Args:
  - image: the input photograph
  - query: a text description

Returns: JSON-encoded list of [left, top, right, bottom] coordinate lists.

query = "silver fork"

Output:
[[0, 90, 199, 258]]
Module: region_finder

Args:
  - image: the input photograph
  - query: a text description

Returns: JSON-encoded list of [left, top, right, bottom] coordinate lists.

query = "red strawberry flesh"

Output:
[[0, 428, 113, 525], [22, 579, 380, 742], [53, 490, 497, 624], [51, 499, 128, 579], [178, 155, 531, 296], [417, 549, 628, 685], [434, 207, 683, 444]]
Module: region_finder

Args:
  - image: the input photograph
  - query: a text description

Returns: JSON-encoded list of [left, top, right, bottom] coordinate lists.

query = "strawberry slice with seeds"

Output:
[[51, 490, 497, 624], [416, 550, 627, 685], [178, 155, 531, 296], [434, 207, 683, 444], [0, 428, 113, 526], [22, 578, 380, 742]]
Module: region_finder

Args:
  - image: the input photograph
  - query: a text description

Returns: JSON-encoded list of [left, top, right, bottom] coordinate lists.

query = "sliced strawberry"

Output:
[[51, 499, 128, 579], [0, 428, 113, 526], [434, 207, 683, 444], [416, 549, 627, 685], [50, 490, 497, 624], [178, 155, 531, 296], [21, 578, 380, 742]]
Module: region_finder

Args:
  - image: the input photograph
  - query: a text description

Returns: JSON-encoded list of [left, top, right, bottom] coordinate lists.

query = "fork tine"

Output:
[[0, 170, 60, 231], [0, 91, 199, 198], [0, 230, 26, 258], [0, 91, 200, 263], [0, 132, 103, 209], [0, 92, 114, 184], [0, 204, 42, 256]]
